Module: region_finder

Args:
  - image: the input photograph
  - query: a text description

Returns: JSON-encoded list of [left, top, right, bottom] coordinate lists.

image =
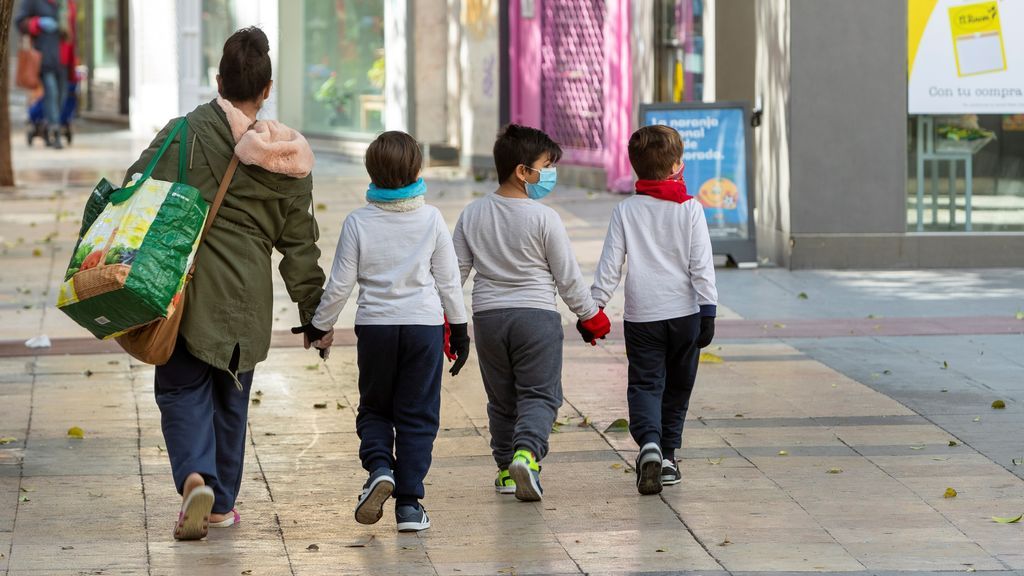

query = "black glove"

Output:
[[447, 323, 470, 376], [576, 319, 595, 343], [291, 324, 330, 359], [696, 316, 715, 348]]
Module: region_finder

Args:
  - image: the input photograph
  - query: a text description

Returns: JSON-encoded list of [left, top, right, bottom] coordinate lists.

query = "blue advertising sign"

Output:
[[640, 102, 756, 261]]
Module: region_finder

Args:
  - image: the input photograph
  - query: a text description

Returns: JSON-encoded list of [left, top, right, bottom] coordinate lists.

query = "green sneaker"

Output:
[[508, 449, 543, 502], [494, 469, 516, 494]]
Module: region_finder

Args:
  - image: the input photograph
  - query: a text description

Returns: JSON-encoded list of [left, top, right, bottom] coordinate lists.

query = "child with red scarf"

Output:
[[587, 125, 718, 496]]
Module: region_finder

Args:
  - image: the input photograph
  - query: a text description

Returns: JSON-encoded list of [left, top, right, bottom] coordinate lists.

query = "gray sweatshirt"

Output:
[[312, 204, 468, 329], [452, 193, 598, 319]]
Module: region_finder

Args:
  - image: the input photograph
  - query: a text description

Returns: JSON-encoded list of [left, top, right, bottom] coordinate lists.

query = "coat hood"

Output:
[[185, 101, 312, 200]]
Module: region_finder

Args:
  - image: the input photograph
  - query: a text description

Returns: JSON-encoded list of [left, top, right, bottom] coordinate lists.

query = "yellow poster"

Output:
[[948, 1, 1006, 77]]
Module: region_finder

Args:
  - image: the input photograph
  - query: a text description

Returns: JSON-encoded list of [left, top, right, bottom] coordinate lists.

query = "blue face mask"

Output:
[[523, 166, 557, 200]]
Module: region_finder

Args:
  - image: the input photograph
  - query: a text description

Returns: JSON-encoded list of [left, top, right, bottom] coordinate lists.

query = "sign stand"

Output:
[[640, 101, 757, 265]]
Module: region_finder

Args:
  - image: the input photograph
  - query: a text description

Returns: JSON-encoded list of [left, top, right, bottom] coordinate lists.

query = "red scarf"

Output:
[[635, 179, 692, 203]]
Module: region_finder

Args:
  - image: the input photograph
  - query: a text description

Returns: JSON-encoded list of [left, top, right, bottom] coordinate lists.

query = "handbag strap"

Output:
[[111, 118, 188, 204], [189, 155, 240, 274]]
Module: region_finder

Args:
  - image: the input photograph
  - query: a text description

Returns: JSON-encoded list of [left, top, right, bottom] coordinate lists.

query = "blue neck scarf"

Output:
[[366, 178, 426, 203]]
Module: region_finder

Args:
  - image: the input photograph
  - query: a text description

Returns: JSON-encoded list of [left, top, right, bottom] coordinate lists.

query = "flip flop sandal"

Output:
[[210, 509, 240, 528], [173, 485, 215, 541]]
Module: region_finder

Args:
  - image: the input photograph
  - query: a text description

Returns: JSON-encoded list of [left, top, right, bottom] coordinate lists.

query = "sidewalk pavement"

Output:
[[1, 125, 1023, 575]]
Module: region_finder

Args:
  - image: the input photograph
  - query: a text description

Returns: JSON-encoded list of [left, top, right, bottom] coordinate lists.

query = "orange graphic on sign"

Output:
[[698, 178, 739, 210]]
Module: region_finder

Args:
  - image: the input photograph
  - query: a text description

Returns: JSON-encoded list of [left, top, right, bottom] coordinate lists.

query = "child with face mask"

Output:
[[589, 125, 718, 496], [451, 124, 611, 502]]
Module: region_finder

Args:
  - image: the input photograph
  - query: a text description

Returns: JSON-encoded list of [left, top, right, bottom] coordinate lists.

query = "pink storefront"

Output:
[[507, 1, 710, 192]]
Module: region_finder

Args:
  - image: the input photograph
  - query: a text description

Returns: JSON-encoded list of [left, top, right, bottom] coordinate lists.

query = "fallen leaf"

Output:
[[655, 548, 666, 553], [797, 292, 808, 300], [336, 401, 347, 409], [778, 450, 789, 456], [910, 446, 925, 450], [19, 495, 30, 502], [973, 417, 981, 422], [315, 203, 328, 211], [32, 248, 43, 257], [883, 369, 892, 375], [313, 402, 328, 409], [610, 463, 623, 469], [67, 426, 84, 439], [717, 536, 731, 547], [305, 364, 319, 371], [773, 323, 787, 329], [19, 487, 32, 493], [827, 468, 843, 474], [941, 361, 949, 370], [88, 491, 103, 498], [83, 369, 94, 377], [603, 418, 629, 433], [156, 445, 165, 453], [107, 360, 119, 365], [1011, 457, 1023, 466], [251, 398, 261, 405], [931, 457, 950, 461], [991, 400, 1006, 409], [699, 352, 723, 364], [948, 440, 958, 447], [0, 437, 17, 445], [734, 413, 745, 418], [992, 514, 1022, 524], [706, 457, 723, 465], [255, 390, 263, 396], [307, 544, 320, 551], [944, 487, 957, 498], [61, 545, 73, 550], [578, 416, 591, 427], [242, 571, 253, 575]]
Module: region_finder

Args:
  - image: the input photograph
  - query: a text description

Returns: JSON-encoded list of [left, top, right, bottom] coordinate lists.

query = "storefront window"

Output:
[[201, 0, 237, 87], [907, 115, 1024, 232], [302, 0, 385, 137], [655, 0, 705, 103], [81, 0, 122, 115]]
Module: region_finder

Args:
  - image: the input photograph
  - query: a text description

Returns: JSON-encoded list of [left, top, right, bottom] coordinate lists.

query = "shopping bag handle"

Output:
[[111, 118, 189, 204]]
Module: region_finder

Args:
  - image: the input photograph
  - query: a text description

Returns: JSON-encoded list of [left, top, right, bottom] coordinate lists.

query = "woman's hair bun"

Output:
[[219, 26, 272, 102]]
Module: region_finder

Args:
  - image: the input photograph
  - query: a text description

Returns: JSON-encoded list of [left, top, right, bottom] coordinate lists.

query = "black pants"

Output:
[[154, 341, 254, 514], [623, 313, 701, 451], [355, 324, 443, 506]]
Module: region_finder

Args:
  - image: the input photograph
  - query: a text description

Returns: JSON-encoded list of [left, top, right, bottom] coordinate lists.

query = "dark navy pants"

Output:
[[623, 313, 701, 451], [154, 340, 253, 514], [355, 324, 443, 507]]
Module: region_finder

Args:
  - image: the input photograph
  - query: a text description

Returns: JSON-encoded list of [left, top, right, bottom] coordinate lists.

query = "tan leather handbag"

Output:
[[115, 155, 240, 365], [16, 37, 41, 91]]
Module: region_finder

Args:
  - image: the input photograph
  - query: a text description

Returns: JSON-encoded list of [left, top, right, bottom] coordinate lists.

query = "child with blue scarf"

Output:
[[297, 131, 469, 532]]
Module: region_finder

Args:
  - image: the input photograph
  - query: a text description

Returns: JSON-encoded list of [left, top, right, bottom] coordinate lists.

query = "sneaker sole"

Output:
[[495, 485, 516, 495], [354, 477, 394, 525], [397, 519, 431, 532], [636, 454, 663, 495], [661, 476, 681, 486], [509, 460, 542, 502]]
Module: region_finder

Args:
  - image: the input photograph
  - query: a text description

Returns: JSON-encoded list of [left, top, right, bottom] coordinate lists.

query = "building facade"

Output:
[[68, 0, 1024, 268]]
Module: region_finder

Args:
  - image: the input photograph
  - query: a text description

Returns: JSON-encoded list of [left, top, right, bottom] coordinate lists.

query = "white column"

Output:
[[384, 0, 410, 132], [129, 0, 180, 133]]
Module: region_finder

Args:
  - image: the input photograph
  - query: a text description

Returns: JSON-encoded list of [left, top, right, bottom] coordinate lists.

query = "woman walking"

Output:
[[123, 27, 327, 540], [17, 0, 77, 149]]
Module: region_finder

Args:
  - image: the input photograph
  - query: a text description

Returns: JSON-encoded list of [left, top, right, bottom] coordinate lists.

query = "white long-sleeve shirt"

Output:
[[312, 204, 468, 329], [591, 195, 718, 323], [452, 193, 599, 318]]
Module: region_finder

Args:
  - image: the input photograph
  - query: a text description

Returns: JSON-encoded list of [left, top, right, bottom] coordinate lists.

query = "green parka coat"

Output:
[[123, 101, 325, 373]]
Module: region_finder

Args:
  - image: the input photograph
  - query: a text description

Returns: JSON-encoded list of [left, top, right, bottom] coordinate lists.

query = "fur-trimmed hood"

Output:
[[215, 97, 315, 179]]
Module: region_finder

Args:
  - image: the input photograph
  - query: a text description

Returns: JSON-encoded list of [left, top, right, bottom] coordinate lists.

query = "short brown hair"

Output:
[[628, 125, 683, 180], [365, 131, 423, 189]]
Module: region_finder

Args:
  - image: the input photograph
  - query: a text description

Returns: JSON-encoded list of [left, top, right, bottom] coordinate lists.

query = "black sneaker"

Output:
[[395, 503, 431, 532], [661, 458, 681, 485], [635, 442, 663, 495], [354, 468, 395, 525]]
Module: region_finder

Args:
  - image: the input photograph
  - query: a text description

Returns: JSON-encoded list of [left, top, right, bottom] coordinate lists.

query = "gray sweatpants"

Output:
[[473, 308, 564, 468]]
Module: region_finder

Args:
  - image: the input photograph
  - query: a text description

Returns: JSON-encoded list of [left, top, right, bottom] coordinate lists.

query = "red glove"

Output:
[[443, 315, 456, 361], [578, 309, 611, 346]]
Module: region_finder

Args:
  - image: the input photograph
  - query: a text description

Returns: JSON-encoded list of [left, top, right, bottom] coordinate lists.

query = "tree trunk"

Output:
[[0, 0, 17, 187]]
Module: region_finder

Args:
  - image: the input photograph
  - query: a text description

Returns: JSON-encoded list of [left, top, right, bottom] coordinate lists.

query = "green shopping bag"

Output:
[[57, 119, 210, 339]]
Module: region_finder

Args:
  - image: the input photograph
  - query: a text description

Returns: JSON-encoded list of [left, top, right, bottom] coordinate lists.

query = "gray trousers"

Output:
[[473, 308, 564, 468]]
